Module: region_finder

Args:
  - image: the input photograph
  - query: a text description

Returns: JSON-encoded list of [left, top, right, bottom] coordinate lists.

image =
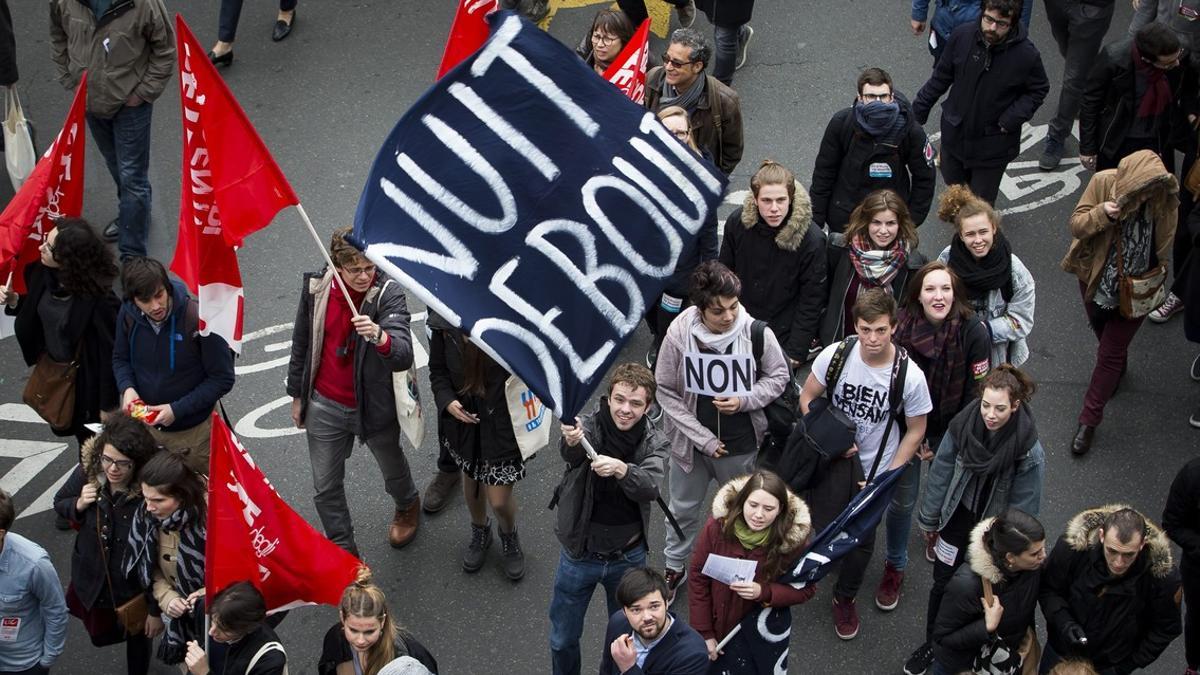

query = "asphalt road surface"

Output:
[[2, 0, 1194, 673]]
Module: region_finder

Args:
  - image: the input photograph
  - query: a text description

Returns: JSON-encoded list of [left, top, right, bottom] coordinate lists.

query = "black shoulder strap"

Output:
[[824, 336, 857, 401], [865, 345, 909, 484], [751, 319, 765, 364], [184, 296, 200, 339]]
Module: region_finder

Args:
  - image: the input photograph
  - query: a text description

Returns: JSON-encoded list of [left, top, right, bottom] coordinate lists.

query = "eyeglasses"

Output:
[[860, 92, 893, 102], [981, 14, 1012, 29], [101, 455, 134, 470], [662, 53, 699, 69], [591, 32, 618, 46], [343, 265, 376, 278]]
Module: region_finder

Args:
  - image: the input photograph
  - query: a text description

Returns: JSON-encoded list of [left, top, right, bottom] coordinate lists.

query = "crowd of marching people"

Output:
[[3, 0, 1200, 673]]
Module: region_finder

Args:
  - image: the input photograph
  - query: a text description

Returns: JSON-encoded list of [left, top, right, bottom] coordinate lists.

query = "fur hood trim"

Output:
[[80, 435, 143, 497], [740, 180, 814, 252], [1063, 504, 1174, 579], [710, 475, 812, 553], [967, 517, 1005, 584]]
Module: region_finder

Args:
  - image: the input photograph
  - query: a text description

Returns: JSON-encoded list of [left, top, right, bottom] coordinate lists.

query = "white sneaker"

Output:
[[1149, 292, 1184, 323]]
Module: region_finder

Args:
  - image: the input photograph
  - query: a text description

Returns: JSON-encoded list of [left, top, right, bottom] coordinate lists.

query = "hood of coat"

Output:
[[1114, 149, 1180, 222], [710, 475, 812, 554], [80, 435, 143, 497], [967, 517, 1006, 584], [1063, 503, 1174, 580], [740, 180, 814, 252]]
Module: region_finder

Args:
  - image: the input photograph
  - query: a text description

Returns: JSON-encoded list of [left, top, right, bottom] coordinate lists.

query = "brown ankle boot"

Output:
[[388, 497, 420, 548]]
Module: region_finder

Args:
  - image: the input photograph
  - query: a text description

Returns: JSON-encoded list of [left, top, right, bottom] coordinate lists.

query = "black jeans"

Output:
[[616, 0, 689, 25], [809, 456, 876, 599], [940, 152, 1006, 205], [218, 0, 298, 42], [924, 504, 975, 640], [1043, 0, 1114, 144]]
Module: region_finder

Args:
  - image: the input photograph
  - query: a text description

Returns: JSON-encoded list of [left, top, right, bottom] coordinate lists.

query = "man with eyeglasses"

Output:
[[644, 28, 743, 177], [286, 226, 419, 556], [1039, 506, 1182, 674], [1079, 22, 1200, 174], [810, 67, 937, 235], [913, 0, 1049, 205]]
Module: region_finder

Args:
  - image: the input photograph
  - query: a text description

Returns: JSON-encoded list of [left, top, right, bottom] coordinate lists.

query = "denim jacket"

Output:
[[911, 0, 1031, 39], [939, 246, 1036, 367], [0, 533, 68, 671], [917, 431, 1045, 534]]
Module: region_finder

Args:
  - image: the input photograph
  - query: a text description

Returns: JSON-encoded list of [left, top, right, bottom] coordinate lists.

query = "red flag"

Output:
[[0, 75, 87, 294], [171, 15, 299, 353], [436, 0, 498, 80], [602, 20, 651, 105], [206, 413, 362, 611]]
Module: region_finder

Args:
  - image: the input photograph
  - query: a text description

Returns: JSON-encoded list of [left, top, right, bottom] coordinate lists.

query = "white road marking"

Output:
[[235, 395, 305, 439], [16, 466, 73, 520], [0, 403, 44, 424], [0, 438, 69, 496]]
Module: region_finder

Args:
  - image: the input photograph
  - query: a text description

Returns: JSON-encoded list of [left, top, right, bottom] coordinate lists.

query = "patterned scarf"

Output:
[[123, 506, 207, 664], [894, 308, 967, 425], [849, 234, 908, 288]]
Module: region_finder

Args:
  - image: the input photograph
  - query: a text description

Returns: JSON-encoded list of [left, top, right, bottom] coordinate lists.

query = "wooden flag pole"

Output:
[[294, 204, 360, 314]]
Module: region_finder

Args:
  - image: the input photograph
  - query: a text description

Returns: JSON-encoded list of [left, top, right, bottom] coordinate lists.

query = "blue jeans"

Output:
[[549, 546, 647, 675], [884, 458, 922, 571], [86, 103, 152, 260], [711, 24, 749, 86]]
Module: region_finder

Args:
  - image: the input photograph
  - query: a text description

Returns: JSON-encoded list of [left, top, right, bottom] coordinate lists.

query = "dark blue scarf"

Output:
[[854, 100, 906, 144]]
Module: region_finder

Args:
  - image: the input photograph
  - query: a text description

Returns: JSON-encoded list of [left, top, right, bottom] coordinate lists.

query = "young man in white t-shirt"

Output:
[[799, 288, 932, 642]]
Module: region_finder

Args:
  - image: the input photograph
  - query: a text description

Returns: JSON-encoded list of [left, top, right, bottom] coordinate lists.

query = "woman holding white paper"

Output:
[[687, 470, 815, 670]]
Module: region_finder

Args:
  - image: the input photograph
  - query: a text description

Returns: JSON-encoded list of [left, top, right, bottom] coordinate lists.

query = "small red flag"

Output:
[[171, 15, 299, 353], [602, 20, 651, 105], [436, 0, 499, 80], [206, 413, 363, 611], [0, 74, 87, 293]]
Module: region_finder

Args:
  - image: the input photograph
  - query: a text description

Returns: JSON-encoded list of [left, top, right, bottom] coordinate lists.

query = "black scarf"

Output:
[[949, 398, 1037, 477], [948, 231, 1015, 303], [596, 398, 647, 461]]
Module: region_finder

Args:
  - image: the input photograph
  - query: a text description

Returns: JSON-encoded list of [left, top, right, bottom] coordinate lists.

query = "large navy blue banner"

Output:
[[716, 467, 905, 674], [350, 10, 726, 420]]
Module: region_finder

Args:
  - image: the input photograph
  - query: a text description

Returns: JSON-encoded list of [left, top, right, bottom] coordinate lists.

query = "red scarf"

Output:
[[1132, 43, 1173, 119]]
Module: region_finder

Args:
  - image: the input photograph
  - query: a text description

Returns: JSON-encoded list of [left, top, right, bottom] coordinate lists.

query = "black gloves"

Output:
[[1064, 622, 1088, 648]]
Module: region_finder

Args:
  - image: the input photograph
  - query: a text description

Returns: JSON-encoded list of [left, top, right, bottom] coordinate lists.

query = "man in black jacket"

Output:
[[719, 162, 826, 366], [1079, 22, 1200, 173], [600, 568, 708, 675], [1039, 505, 1182, 674], [1038, 0, 1116, 170], [549, 363, 668, 675], [810, 67, 937, 233], [1164, 457, 1200, 675], [913, 0, 1049, 205]]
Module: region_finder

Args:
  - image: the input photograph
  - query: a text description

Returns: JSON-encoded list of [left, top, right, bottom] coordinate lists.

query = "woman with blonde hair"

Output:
[[937, 184, 1036, 367], [819, 189, 925, 348], [318, 569, 438, 675]]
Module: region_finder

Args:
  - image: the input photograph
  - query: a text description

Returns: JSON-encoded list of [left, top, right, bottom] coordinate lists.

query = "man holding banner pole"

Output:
[[654, 261, 789, 604]]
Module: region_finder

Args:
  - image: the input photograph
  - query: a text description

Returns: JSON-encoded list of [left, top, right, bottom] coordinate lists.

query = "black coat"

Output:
[[933, 523, 1040, 673], [286, 270, 414, 439], [1078, 38, 1200, 160], [818, 237, 926, 348], [0, 0, 15, 86], [718, 198, 826, 362], [427, 314, 520, 466], [318, 623, 438, 674], [1174, 201, 1200, 342], [1163, 456, 1200, 570], [809, 92, 937, 231], [52, 439, 144, 610], [219, 624, 286, 675], [695, 0, 754, 26], [913, 20, 1049, 169], [1039, 507, 1183, 674], [9, 262, 119, 435]]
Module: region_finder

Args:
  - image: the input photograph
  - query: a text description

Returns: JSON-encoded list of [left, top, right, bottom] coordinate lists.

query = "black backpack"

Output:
[[750, 320, 801, 442]]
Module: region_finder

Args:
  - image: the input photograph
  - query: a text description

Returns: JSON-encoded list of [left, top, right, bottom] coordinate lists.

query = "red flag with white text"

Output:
[[436, 0, 498, 79], [206, 413, 362, 611], [0, 74, 87, 294], [602, 19, 650, 105], [171, 15, 299, 353]]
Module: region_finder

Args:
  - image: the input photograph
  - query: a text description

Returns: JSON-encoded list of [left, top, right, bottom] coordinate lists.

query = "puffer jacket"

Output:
[[719, 182, 826, 362], [687, 475, 814, 641], [1062, 150, 1179, 302], [933, 517, 1042, 673], [1039, 504, 1182, 674], [644, 68, 744, 176], [939, 245, 1035, 366], [552, 398, 668, 558], [49, 0, 175, 118], [286, 270, 414, 439]]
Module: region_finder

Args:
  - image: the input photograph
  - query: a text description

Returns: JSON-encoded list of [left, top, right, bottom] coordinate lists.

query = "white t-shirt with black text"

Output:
[[811, 341, 932, 476]]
